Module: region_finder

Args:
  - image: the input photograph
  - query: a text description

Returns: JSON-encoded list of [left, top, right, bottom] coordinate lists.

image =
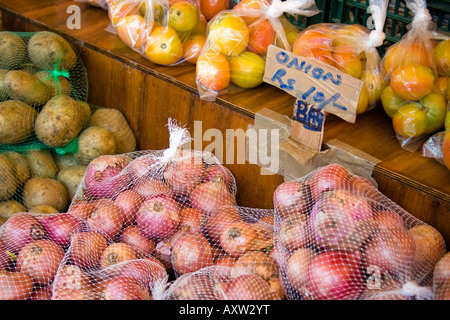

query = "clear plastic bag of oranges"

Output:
[[196, 0, 319, 101], [380, 0, 449, 151], [291, 0, 389, 117], [108, 0, 208, 66]]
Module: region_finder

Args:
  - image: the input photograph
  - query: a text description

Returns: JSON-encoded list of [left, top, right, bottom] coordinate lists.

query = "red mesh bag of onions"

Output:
[[273, 163, 448, 300]]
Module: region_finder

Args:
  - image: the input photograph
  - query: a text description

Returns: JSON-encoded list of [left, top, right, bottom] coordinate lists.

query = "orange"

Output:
[[229, 50, 265, 88], [232, 0, 271, 25], [108, 0, 140, 26], [333, 24, 369, 47], [383, 41, 434, 75], [390, 64, 435, 101], [196, 49, 230, 92], [247, 19, 275, 56], [208, 13, 249, 56], [381, 85, 405, 119], [144, 26, 183, 65], [168, 1, 200, 32], [200, 0, 230, 21], [293, 27, 335, 67], [182, 34, 206, 64], [116, 15, 147, 49], [356, 84, 370, 114], [360, 70, 387, 106], [433, 39, 450, 76], [392, 103, 428, 138], [332, 45, 363, 79]]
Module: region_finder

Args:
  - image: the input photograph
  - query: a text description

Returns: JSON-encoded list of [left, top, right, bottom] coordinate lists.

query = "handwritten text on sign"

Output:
[[263, 45, 363, 123]]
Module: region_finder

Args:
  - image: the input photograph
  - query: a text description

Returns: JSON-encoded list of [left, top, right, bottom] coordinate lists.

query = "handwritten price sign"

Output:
[[264, 45, 363, 124]]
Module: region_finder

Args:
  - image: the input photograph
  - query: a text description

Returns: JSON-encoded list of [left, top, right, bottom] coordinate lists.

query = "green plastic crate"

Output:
[[329, 0, 450, 53], [284, 0, 330, 30]]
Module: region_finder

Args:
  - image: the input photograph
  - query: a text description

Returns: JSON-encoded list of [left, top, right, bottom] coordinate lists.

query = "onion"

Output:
[[285, 248, 317, 295], [231, 251, 279, 283], [170, 273, 217, 300], [31, 286, 53, 300], [1, 212, 46, 254], [309, 164, 352, 201], [202, 164, 235, 193], [363, 228, 415, 279], [68, 231, 108, 270], [268, 243, 289, 270], [135, 195, 180, 240], [433, 252, 450, 289], [163, 150, 204, 196], [277, 213, 311, 251], [104, 276, 152, 300], [52, 287, 97, 300], [350, 175, 381, 201], [113, 189, 145, 226], [309, 189, 373, 250], [127, 155, 159, 184], [408, 224, 446, 281], [84, 155, 132, 199], [204, 205, 241, 245], [190, 176, 237, 216], [133, 177, 173, 199], [171, 232, 214, 276], [224, 274, 275, 300], [179, 207, 205, 234], [373, 210, 405, 231], [307, 250, 364, 300], [39, 213, 84, 248], [53, 264, 92, 293], [0, 239, 12, 270], [67, 200, 97, 220], [250, 215, 275, 251], [16, 239, 65, 286], [86, 201, 125, 239], [0, 270, 34, 300], [220, 220, 258, 257], [120, 225, 156, 258], [154, 229, 189, 272], [100, 243, 137, 270], [273, 180, 312, 218], [120, 258, 168, 292]]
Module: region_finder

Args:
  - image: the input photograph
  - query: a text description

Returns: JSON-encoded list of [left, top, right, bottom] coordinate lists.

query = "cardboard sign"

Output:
[[263, 45, 363, 124], [291, 98, 324, 151]]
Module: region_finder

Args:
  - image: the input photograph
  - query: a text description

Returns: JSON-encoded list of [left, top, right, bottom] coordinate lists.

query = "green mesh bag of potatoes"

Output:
[[0, 30, 89, 154]]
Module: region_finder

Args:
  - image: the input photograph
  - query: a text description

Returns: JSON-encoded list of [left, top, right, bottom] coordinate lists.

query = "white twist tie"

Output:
[[367, 29, 386, 48], [401, 281, 434, 300], [267, 0, 315, 19], [412, 7, 432, 25], [161, 118, 192, 164]]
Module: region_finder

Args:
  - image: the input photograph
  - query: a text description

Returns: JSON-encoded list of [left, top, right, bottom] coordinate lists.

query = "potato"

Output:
[[34, 71, 72, 97], [22, 177, 69, 212], [0, 69, 8, 101], [21, 63, 39, 74], [78, 101, 91, 128], [0, 100, 38, 145], [4, 71, 51, 106], [35, 94, 85, 148], [0, 31, 26, 68], [0, 200, 26, 219], [27, 31, 77, 71], [53, 152, 79, 171], [28, 205, 59, 214], [57, 165, 87, 200], [3, 151, 30, 185], [88, 108, 136, 154], [0, 154, 19, 201], [24, 149, 59, 179], [75, 126, 117, 166]]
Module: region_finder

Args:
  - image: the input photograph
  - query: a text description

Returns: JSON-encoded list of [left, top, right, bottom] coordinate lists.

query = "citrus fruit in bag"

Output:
[[390, 64, 435, 101], [182, 34, 206, 64], [169, 1, 200, 32], [392, 103, 428, 138], [196, 49, 230, 91], [248, 19, 275, 56], [200, 0, 230, 21], [208, 13, 249, 57], [144, 26, 183, 65], [229, 50, 265, 89], [116, 15, 147, 49]]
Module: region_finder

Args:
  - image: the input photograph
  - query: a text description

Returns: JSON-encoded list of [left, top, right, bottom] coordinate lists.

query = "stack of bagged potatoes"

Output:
[[0, 30, 136, 222]]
